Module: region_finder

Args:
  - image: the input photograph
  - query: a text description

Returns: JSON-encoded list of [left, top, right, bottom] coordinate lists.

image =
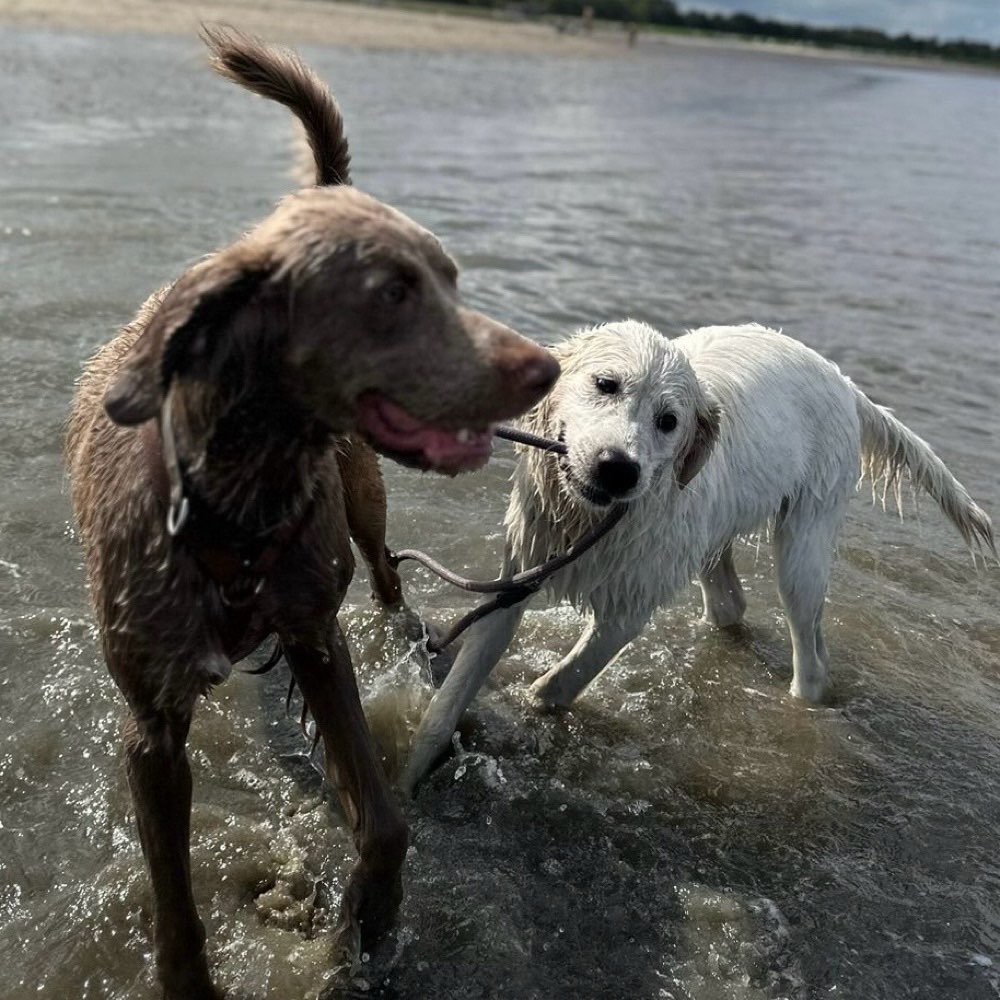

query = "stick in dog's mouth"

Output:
[[492, 424, 568, 455], [356, 392, 494, 474]]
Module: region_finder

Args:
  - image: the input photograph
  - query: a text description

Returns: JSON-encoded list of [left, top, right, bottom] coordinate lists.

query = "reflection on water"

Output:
[[1, 25, 999, 1000]]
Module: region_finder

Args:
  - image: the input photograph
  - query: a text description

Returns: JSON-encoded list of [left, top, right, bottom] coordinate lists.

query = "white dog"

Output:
[[403, 321, 994, 791]]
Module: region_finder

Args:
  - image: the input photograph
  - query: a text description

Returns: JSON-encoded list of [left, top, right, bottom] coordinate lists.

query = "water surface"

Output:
[[1, 26, 999, 1000]]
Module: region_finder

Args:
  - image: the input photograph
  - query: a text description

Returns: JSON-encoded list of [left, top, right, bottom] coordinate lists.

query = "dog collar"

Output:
[[152, 390, 314, 607]]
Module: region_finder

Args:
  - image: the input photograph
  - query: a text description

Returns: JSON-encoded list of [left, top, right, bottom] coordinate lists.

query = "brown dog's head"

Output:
[[104, 186, 559, 474]]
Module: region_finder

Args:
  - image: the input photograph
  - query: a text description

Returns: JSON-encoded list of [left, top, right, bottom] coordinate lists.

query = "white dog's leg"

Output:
[[529, 612, 646, 709], [773, 501, 844, 703], [698, 542, 746, 627], [402, 599, 527, 795]]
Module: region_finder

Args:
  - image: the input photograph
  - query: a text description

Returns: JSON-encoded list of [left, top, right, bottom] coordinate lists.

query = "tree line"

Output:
[[458, 0, 1000, 66]]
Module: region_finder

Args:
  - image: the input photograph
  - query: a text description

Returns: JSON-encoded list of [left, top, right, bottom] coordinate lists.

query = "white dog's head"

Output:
[[534, 320, 720, 509]]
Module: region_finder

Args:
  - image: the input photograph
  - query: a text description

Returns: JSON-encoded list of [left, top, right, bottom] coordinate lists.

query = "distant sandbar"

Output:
[[0, 0, 629, 55]]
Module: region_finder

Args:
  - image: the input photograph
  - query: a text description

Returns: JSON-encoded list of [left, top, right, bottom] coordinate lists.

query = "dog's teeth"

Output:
[[456, 428, 473, 443]]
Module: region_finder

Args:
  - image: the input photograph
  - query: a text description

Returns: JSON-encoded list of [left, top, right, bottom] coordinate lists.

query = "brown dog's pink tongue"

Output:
[[369, 397, 425, 433], [356, 393, 493, 472]]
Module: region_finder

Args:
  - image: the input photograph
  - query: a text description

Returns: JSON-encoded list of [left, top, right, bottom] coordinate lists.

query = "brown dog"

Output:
[[65, 28, 558, 1000]]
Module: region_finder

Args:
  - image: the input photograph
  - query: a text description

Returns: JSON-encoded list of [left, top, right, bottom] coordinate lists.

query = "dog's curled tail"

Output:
[[855, 389, 996, 557], [201, 25, 350, 186]]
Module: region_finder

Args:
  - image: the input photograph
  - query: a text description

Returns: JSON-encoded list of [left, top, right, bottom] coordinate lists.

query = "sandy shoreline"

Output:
[[1, 0, 991, 70], [0, 0, 632, 55]]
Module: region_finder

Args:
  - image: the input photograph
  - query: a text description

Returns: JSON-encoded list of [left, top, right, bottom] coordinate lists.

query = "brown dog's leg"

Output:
[[123, 708, 219, 1000], [282, 623, 407, 955], [337, 436, 403, 607]]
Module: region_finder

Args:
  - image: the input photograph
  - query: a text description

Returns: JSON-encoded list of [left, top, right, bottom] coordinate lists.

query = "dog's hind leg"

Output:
[[282, 623, 408, 956], [337, 435, 403, 607], [773, 500, 845, 703], [529, 611, 647, 710], [123, 704, 220, 1000], [698, 542, 746, 627]]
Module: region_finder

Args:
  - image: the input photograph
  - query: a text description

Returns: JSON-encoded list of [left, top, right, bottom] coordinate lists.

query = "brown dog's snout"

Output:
[[512, 349, 560, 398], [467, 311, 560, 409], [499, 341, 560, 412]]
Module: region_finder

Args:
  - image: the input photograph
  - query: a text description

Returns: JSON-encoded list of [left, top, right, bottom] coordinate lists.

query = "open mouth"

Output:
[[560, 460, 614, 507], [356, 392, 494, 474]]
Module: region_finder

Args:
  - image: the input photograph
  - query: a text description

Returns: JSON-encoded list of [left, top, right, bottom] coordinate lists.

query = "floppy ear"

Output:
[[103, 255, 268, 426], [676, 397, 721, 489]]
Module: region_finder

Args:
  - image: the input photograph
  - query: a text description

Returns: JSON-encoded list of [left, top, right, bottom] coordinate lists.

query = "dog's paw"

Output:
[[527, 676, 574, 714], [330, 913, 363, 980], [788, 675, 828, 704], [384, 602, 424, 638], [161, 958, 222, 1000], [337, 863, 403, 955], [387, 609, 461, 686], [702, 604, 746, 629]]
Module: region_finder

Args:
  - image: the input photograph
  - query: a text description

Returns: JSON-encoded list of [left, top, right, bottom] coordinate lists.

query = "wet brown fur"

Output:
[[65, 28, 557, 1000]]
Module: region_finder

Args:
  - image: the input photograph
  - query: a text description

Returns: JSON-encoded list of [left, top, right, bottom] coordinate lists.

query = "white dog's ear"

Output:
[[676, 399, 720, 488]]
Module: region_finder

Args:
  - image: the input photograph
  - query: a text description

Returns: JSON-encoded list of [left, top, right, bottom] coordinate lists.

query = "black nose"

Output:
[[594, 449, 640, 496]]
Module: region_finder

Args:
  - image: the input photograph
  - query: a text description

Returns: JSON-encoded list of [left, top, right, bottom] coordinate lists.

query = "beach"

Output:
[[0, 0, 635, 54], [2, 0, 993, 72]]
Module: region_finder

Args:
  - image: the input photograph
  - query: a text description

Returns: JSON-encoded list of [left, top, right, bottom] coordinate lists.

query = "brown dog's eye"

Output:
[[379, 278, 410, 307], [595, 376, 619, 395], [656, 411, 677, 433]]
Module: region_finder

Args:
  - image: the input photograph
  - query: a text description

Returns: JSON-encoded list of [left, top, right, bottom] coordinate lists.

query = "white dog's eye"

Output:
[[595, 376, 619, 395], [656, 411, 677, 433]]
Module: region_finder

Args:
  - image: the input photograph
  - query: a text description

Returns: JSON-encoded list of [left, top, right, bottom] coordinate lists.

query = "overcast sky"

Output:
[[686, 1, 1000, 44]]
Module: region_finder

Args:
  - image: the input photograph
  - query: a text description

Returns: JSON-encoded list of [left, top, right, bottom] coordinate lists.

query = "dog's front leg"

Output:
[[123, 706, 220, 1000], [529, 611, 647, 709], [401, 597, 528, 796], [282, 623, 407, 960]]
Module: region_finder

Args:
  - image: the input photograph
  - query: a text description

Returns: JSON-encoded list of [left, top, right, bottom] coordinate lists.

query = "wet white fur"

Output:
[[403, 321, 994, 792]]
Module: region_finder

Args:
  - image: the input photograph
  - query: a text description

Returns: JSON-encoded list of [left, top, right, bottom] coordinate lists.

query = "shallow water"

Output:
[[1, 25, 999, 1000]]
